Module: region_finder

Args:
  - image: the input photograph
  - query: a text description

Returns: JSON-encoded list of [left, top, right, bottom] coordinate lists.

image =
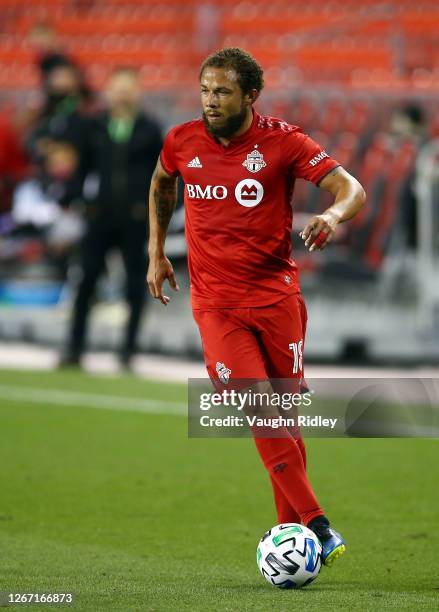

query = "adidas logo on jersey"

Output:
[[187, 156, 203, 168]]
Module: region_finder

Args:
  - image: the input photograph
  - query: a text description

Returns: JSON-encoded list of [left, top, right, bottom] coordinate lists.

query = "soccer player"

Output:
[[147, 48, 366, 566]]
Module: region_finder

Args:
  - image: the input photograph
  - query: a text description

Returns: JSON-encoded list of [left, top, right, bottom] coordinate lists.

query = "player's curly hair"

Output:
[[199, 48, 264, 95]]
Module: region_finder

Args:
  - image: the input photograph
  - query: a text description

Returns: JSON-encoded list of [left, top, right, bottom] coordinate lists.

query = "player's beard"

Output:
[[203, 104, 247, 139]]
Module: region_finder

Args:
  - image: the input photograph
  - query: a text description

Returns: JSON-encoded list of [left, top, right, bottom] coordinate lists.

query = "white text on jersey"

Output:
[[186, 184, 227, 199], [309, 151, 329, 167]]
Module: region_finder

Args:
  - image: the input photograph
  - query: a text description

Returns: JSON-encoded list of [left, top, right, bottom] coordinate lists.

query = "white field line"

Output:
[[0, 384, 437, 437], [0, 384, 186, 416]]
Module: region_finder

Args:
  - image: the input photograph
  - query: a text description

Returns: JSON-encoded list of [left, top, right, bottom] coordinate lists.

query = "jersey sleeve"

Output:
[[160, 126, 180, 176], [286, 132, 340, 185]]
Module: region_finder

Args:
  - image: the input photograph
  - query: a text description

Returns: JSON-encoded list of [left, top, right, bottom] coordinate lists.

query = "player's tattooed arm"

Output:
[[153, 167, 178, 230], [301, 166, 366, 251], [147, 158, 179, 305]]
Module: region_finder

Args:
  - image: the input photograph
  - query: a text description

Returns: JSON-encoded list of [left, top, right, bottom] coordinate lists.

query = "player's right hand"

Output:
[[300, 211, 340, 252], [147, 255, 179, 305]]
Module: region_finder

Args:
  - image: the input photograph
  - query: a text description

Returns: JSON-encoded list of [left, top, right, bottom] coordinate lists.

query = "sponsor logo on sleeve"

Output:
[[309, 151, 329, 167]]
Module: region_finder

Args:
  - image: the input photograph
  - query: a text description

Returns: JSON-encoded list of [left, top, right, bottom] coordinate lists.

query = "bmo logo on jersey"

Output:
[[186, 179, 264, 208], [234, 179, 264, 208], [186, 184, 228, 200]]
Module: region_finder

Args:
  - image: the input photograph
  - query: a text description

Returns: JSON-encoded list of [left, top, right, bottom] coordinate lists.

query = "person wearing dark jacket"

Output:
[[62, 67, 162, 368]]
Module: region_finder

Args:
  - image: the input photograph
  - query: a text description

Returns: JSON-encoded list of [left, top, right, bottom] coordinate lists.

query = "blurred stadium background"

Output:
[[1, 0, 439, 368]]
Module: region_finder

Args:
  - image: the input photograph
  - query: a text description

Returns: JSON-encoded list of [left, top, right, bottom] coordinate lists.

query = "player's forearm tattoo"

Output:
[[153, 176, 177, 230]]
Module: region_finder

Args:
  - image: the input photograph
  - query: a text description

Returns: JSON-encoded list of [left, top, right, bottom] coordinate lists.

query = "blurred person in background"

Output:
[[26, 23, 94, 164], [390, 103, 428, 250], [28, 22, 93, 103], [60, 67, 162, 369], [11, 139, 85, 277], [10, 62, 92, 271], [28, 22, 71, 83], [27, 61, 92, 166], [390, 104, 427, 146]]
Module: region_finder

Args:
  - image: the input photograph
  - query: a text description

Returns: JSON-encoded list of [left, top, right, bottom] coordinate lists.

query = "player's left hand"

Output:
[[300, 211, 340, 252]]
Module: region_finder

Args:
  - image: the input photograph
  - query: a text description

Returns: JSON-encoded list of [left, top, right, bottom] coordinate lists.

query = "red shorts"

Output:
[[193, 293, 307, 386]]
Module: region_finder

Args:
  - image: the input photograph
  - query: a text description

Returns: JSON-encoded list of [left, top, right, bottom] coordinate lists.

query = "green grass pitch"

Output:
[[0, 369, 438, 611]]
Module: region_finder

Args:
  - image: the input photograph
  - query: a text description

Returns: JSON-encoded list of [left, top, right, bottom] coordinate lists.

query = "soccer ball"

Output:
[[256, 523, 322, 589]]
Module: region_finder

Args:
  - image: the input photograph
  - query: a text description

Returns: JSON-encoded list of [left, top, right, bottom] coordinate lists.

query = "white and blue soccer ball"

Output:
[[256, 523, 322, 589]]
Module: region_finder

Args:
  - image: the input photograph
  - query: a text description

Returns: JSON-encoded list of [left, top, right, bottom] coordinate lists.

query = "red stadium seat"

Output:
[[399, 13, 439, 35], [225, 13, 342, 35], [295, 47, 393, 72], [15, 15, 194, 36]]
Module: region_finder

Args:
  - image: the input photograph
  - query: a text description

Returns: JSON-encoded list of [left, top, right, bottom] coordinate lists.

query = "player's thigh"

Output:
[[193, 308, 267, 384], [256, 293, 308, 380]]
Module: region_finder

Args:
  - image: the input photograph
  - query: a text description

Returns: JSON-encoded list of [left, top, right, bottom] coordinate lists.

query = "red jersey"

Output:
[[160, 110, 339, 309]]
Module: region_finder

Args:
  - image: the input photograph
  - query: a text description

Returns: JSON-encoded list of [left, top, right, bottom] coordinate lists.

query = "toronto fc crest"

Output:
[[216, 361, 231, 384], [242, 148, 267, 173]]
